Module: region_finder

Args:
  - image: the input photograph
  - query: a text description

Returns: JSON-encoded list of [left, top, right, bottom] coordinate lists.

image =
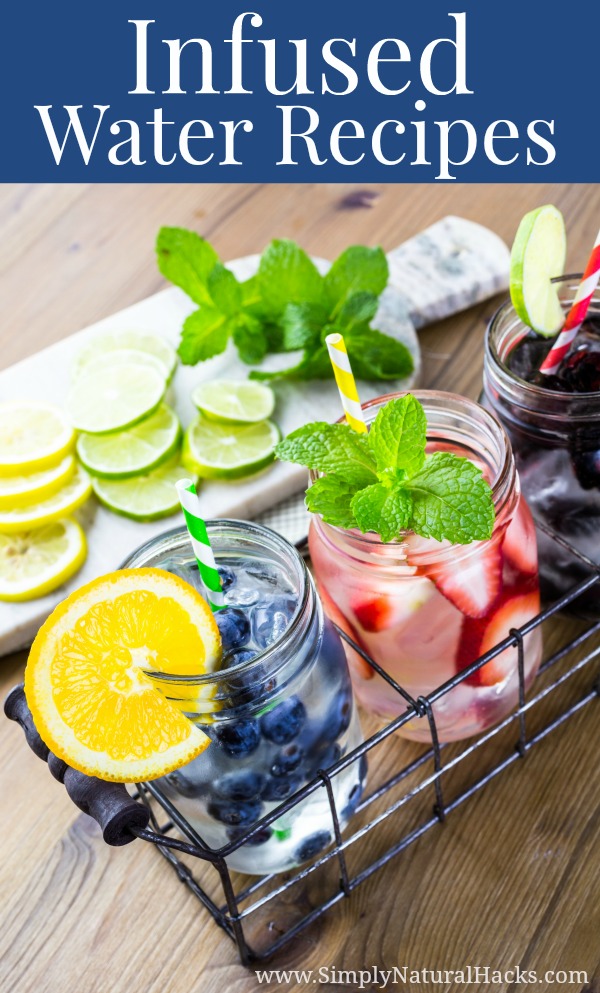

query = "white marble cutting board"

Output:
[[0, 255, 421, 655]]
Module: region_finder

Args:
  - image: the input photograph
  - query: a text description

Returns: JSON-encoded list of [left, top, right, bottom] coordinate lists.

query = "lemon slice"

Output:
[[510, 205, 567, 336], [192, 380, 275, 424], [73, 331, 177, 383], [67, 363, 166, 434], [24, 569, 221, 781], [77, 404, 181, 478], [92, 460, 186, 521], [0, 464, 92, 533], [0, 402, 75, 476], [0, 519, 87, 601], [0, 455, 75, 509], [182, 416, 280, 480]]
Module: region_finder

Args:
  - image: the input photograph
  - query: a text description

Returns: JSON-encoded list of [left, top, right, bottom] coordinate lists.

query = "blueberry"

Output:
[[207, 797, 262, 826], [271, 743, 304, 777], [215, 607, 251, 651], [295, 830, 332, 862], [252, 595, 297, 649], [341, 781, 364, 821], [261, 774, 302, 802], [223, 648, 257, 669], [260, 696, 306, 744], [321, 684, 353, 742], [218, 565, 236, 591], [214, 771, 265, 801], [215, 719, 260, 757], [317, 742, 342, 769], [570, 448, 600, 490], [227, 825, 272, 846]]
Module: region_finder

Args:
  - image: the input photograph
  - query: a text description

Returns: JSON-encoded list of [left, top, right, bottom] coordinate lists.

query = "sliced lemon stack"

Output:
[[25, 569, 221, 781], [0, 401, 89, 601]]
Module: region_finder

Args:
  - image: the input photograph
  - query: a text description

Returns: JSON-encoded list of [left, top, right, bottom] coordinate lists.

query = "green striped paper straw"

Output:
[[176, 478, 224, 611]]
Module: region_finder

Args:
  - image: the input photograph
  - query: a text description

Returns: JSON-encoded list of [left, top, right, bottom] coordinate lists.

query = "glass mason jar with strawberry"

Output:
[[276, 391, 542, 743]]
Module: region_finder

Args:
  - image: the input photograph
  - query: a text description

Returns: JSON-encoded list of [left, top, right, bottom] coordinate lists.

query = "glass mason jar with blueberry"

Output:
[[124, 520, 366, 874], [483, 274, 600, 616]]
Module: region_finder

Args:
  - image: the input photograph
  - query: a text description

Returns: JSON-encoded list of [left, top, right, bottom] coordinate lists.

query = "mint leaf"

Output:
[[232, 316, 268, 364], [305, 475, 358, 529], [156, 227, 219, 307], [281, 302, 328, 351], [336, 292, 379, 331], [351, 483, 412, 543], [208, 264, 242, 316], [369, 395, 427, 476], [325, 246, 388, 310], [177, 308, 229, 364], [345, 328, 414, 381], [250, 345, 332, 382], [258, 240, 325, 317], [406, 452, 495, 543], [275, 422, 377, 486]]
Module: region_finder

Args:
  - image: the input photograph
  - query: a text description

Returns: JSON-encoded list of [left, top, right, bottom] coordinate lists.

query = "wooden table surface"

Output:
[[1, 183, 598, 993]]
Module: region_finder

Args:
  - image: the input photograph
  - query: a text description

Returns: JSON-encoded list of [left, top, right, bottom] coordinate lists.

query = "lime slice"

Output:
[[76, 404, 181, 478], [510, 205, 567, 336], [92, 460, 186, 521], [67, 364, 166, 434], [0, 402, 75, 476], [73, 331, 177, 383], [182, 416, 280, 480], [0, 518, 87, 601], [192, 380, 275, 425], [0, 465, 92, 533], [74, 348, 167, 383], [0, 455, 76, 509]]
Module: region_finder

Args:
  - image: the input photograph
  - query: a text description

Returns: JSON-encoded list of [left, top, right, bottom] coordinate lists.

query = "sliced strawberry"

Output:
[[502, 499, 539, 577], [414, 540, 503, 619], [455, 616, 487, 686], [465, 590, 541, 687], [352, 596, 394, 632], [319, 586, 374, 680]]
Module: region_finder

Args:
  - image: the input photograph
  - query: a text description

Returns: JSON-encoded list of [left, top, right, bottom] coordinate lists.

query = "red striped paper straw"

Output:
[[539, 229, 600, 376]]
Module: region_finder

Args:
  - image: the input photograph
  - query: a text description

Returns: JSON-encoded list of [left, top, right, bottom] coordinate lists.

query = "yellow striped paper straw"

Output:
[[325, 332, 367, 433]]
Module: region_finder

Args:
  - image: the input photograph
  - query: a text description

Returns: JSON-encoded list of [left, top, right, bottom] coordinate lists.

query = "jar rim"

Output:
[[121, 519, 312, 689], [310, 389, 515, 550]]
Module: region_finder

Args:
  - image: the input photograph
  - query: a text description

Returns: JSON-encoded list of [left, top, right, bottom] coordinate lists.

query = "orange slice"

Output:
[[25, 569, 221, 782]]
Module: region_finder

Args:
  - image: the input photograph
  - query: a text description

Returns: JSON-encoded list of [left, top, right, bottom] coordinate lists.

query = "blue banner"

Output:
[[1, 0, 596, 182]]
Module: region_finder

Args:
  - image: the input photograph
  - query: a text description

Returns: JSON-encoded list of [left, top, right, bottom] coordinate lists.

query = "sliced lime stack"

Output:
[[72, 330, 177, 383], [192, 380, 275, 424], [68, 332, 185, 522], [510, 205, 567, 336], [92, 459, 187, 520], [183, 415, 280, 480], [67, 363, 167, 434], [77, 403, 181, 478]]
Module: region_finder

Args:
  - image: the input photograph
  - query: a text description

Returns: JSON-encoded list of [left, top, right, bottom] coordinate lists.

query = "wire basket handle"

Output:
[[4, 684, 149, 846]]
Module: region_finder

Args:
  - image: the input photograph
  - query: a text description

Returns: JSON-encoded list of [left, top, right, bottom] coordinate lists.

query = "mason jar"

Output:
[[308, 391, 542, 743], [124, 521, 366, 875], [483, 274, 600, 616]]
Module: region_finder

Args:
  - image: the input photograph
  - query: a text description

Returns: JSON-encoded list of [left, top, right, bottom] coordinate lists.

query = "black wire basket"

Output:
[[5, 519, 599, 966]]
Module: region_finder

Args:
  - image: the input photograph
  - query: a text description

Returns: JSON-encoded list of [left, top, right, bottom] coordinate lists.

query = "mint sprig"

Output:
[[156, 229, 414, 383], [275, 395, 495, 545]]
